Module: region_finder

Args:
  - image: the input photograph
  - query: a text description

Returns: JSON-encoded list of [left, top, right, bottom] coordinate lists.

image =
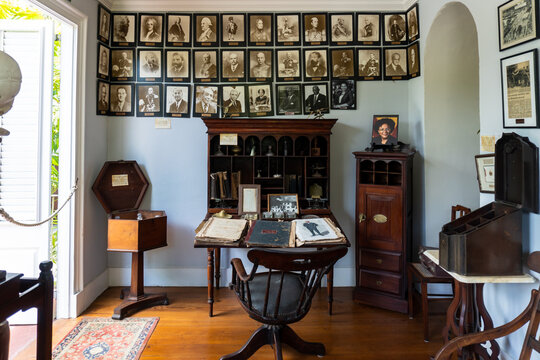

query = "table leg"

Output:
[[36, 261, 53, 360], [327, 266, 334, 315], [215, 248, 221, 290], [0, 321, 9, 360], [443, 279, 461, 343], [207, 248, 215, 317]]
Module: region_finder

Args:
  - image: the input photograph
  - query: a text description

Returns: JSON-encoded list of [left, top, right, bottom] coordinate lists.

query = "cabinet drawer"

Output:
[[360, 249, 401, 272], [360, 270, 401, 295]]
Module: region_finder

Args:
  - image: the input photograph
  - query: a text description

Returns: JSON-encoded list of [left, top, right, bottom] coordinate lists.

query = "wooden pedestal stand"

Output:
[[113, 252, 169, 320]]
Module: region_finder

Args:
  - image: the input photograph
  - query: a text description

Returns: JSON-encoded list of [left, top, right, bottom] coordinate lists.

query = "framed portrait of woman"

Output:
[[194, 14, 219, 47], [275, 13, 301, 46], [330, 79, 356, 110], [138, 13, 164, 47], [221, 13, 246, 47], [371, 115, 399, 146], [112, 13, 137, 47], [166, 13, 192, 47], [248, 83, 274, 117], [248, 13, 274, 46], [97, 4, 111, 44]]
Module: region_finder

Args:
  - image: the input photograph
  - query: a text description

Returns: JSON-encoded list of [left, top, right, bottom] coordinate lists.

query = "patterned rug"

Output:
[[52, 317, 158, 360]]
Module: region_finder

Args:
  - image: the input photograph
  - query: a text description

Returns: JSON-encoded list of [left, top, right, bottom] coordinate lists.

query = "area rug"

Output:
[[52, 317, 158, 360]]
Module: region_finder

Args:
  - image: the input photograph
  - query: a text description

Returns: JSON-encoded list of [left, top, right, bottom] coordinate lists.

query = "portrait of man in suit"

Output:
[[278, 85, 301, 115], [195, 51, 217, 80], [167, 86, 188, 114], [167, 51, 189, 78], [97, 82, 109, 112], [139, 50, 162, 79], [195, 86, 218, 114], [99, 7, 110, 40], [385, 50, 407, 77], [111, 50, 133, 79], [304, 84, 328, 113], [110, 85, 132, 113], [223, 87, 244, 115], [305, 50, 327, 78], [408, 44, 419, 76], [222, 51, 245, 79]]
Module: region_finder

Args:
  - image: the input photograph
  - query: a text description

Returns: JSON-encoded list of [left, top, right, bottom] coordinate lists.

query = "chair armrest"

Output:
[[231, 258, 250, 282]]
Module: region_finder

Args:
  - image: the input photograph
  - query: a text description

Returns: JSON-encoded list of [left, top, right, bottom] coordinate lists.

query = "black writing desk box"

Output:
[[92, 160, 167, 252], [439, 133, 538, 276]]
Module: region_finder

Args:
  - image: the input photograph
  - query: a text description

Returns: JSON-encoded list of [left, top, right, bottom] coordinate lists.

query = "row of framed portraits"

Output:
[[97, 42, 420, 83], [97, 80, 366, 118], [98, 4, 419, 48]]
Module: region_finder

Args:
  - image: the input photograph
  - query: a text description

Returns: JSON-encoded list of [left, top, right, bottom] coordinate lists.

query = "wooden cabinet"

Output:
[[353, 150, 415, 313], [203, 118, 337, 215]]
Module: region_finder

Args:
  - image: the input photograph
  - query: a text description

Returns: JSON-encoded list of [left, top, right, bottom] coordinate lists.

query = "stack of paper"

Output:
[[195, 217, 248, 243], [293, 218, 347, 246]]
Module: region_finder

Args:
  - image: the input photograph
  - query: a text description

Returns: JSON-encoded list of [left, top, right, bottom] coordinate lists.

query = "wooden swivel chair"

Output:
[[221, 246, 347, 360], [434, 251, 540, 360]]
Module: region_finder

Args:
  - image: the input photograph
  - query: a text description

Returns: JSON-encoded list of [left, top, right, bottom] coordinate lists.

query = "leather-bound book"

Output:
[[245, 220, 295, 247], [231, 171, 241, 200], [222, 171, 231, 199], [210, 173, 219, 200], [217, 171, 225, 199]]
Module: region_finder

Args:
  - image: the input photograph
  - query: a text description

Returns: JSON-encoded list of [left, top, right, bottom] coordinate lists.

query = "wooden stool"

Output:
[[407, 262, 453, 342]]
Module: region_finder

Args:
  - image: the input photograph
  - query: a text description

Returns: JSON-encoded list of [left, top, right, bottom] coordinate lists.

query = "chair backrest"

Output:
[[519, 252, 540, 359], [231, 246, 347, 325], [451, 204, 471, 221]]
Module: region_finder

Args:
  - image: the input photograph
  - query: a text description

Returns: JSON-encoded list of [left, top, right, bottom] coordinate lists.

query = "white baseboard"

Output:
[[73, 269, 109, 317]]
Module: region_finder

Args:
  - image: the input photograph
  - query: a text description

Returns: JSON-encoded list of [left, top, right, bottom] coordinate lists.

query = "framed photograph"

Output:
[[475, 154, 496, 193], [96, 80, 109, 116], [303, 83, 329, 114], [111, 48, 135, 82], [275, 13, 301, 46], [193, 49, 219, 83], [331, 79, 356, 110], [498, 0, 539, 51], [357, 48, 382, 81], [166, 13, 191, 47], [239, 184, 261, 216], [221, 49, 246, 82], [407, 42, 420, 79], [303, 13, 328, 45], [194, 14, 219, 47], [221, 13, 246, 47], [276, 48, 301, 82], [164, 84, 191, 118], [221, 85, 248, 117], [303, 48, 328, 81], [248, 83, 274, 117], [501, 49, 539, 128], [248, 13, 273, 46], [276, 83, 303, 115], [165, 49, 190, 83], [138, 13, 164, 47], [248, 49, 273, 82], [330, 13, 355, 46], [112, 13, 136, 47], [97, 43, 110, 80], [407, 3, 419, 43], [331, 48, 356, 79], [193, 84, 220, 118], [383, 47, 408, 81], [137, 49, 163, 82], [97, 4, 111, 44], [357, 13, 381, 45], [136, 83, 163, 117], [383, 13, 407, 45], [371, 115, 399, 146], [267, 193, 299, 214], [109, 83, 134, 116]]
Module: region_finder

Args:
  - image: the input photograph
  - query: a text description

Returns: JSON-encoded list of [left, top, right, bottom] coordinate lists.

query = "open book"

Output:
[[293, 218, 346, 246], [195, 217, 248, 243]]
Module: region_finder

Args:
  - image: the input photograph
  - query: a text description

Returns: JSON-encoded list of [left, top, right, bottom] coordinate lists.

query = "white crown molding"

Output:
[[99, 0, 114, 10]]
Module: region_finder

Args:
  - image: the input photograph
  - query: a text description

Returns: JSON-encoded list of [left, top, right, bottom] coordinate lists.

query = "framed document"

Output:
[[239, 184, 261, 216], [475, 154, 496, 193], [498, 0, 539, 51]]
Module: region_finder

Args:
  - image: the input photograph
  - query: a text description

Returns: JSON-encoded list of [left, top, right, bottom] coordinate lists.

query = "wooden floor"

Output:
[[15, 286, 447, 359]]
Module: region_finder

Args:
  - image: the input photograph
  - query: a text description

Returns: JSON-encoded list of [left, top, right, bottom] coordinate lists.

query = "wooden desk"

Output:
[[424, 250, 533, 359]]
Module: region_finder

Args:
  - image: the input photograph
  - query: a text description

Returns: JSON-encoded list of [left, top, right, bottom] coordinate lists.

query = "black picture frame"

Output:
[[137, 49, 163, 82], [371, 115, 399, 146], [110, 48, 135, 82], [248, 49, 273, 82], [109, 83, 134, 116], [498, 0, 539, 51], [138, 13, 165, 47], [193, 84, 220, 118], [303, 48, 329, 81], [302, 13, 329, 46], [267, 193, 299, 214], [383, 47, 408, 81], [330, 79, 356, 110], [357, 48, 382, 81], [193, 14, 219, 47], [97, 4, 111, 44], [220, 49, 247, 83], [165, 49, 191, 83], [275, 48, 302, 82], [356, 12, 381, 46], [303, 82, 330, 115], [407, 3, 420, 43], [96, 80, 110, 116], [221, 84, 248, 117], [221, 13, 246, 47], [275, 13, 301, 46], [407, 42, 420, 79], [111, 13, 137, 47], [330, 48, 356, 79], [276, 83, 303, 115], [383, 13, 407, 46], [193, 49, 219, 83], [97, 43, 110, 80], [501, 49, 539, 128], [248, 83, 274, 117], [248, 13, 274, 46], [164, 84, 191, 118], [475, 154, 496, 193], [329, 13, 356, 46], [136, 83, 163, 117], [165, 13, 192, 47]]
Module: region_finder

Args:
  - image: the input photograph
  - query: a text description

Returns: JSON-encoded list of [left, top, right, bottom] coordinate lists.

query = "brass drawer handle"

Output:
[[376, 280, 383, 286], [359, 213, 366, 223], [376, 259, 383, 264], [373, 214, 387, 223]]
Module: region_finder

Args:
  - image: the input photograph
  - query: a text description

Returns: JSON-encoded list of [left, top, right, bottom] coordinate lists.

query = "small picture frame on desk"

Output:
[[371, 115, 399, 146], [239, 184, 261, 218], [268, 193, 299, 215], [475, 154, 495, 193]]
